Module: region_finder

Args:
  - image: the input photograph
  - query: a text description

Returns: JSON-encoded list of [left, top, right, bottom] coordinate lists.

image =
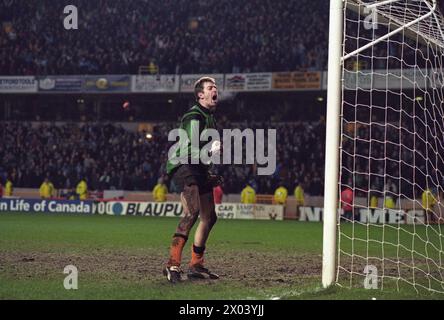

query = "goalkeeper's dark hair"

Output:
[[194, 76, 216, 101]]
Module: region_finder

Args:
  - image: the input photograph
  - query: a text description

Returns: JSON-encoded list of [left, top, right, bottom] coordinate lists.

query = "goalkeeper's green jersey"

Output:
[[166, 103, 217, 175]]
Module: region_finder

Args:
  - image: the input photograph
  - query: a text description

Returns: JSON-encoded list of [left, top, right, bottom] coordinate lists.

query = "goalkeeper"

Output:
[[163, 77, 222, 283]]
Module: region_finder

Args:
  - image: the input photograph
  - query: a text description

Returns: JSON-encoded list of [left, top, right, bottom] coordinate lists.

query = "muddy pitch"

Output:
[[0, 249, 322, 288]]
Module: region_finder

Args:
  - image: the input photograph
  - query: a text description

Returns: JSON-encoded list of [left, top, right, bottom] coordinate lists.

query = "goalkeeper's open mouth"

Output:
[[212, 94, 218, 102]]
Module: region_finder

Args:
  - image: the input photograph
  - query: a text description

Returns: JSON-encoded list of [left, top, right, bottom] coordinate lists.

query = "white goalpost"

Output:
[[323, 0, 444, 293]]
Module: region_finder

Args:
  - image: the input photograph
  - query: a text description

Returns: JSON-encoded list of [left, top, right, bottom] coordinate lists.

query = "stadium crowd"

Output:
[[1, 0, 444, 202], [0, 119, 326, 196], [0, 0, 328, 75], [341, 117, 444, 201], [1, 110, 441, 200], [2, 0, 443, 76]]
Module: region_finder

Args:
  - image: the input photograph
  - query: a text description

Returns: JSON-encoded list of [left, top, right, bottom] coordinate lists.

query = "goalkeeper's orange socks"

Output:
[[190, 244, 205, 267], [167, 236, 206, 268], [167, 234, 187, 267]]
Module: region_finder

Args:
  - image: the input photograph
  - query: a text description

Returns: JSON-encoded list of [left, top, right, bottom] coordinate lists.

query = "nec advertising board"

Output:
[[298, 206, 428, 225], [0, 199, 93, 214]]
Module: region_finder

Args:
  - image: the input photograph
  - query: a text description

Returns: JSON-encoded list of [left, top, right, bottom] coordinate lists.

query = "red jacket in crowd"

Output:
[[213, 186, 224, 204], [341, 187, 353, 212]]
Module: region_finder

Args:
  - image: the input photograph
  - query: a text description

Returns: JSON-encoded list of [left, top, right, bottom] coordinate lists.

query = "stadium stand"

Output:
[[0, 0, 328, 75], [0, 119, 326, 196], [1, 0, 443, 200]]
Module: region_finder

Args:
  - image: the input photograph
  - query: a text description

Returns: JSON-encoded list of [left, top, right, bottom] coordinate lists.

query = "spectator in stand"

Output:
[[294, 180, 305, 218], [369, 191, 379, 209], [76, 177, 88, 200], [147, 60, 159, 74], [341, 184, 354, 222], [99, 170, 111, 190], [0, 181, 3, 198], [294, 180, 305, 206], [153, 177, 168, 202], [213, 184, 224, 205], [422, 187, 437, 224], [383, 194, 396, 210], [241, 182, 256, 204], [39, 177, 54, 199], [273, 182, 288, 205], [4, 176, 13, 197]]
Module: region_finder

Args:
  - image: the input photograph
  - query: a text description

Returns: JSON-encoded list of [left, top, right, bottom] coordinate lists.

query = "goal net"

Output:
[[327, 0, 444, 293]]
